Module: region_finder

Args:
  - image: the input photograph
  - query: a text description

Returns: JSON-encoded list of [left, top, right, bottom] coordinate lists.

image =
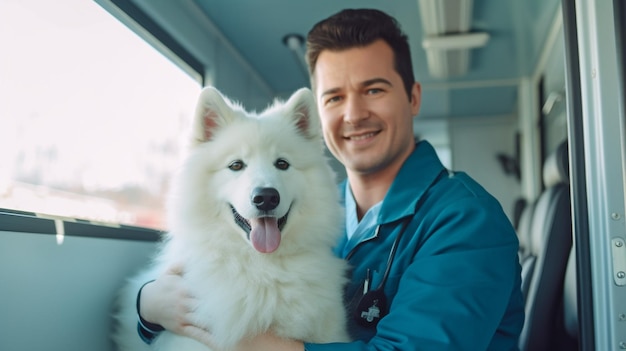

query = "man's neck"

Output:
[[347, 142, 416, 220], [348, 167, 397, 221]]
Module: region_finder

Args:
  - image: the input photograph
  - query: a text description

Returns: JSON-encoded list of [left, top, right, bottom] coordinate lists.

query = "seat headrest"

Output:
[[543, 141, 569, 187]]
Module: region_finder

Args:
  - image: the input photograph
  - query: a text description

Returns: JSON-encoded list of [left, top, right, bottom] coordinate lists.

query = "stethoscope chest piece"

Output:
[[354, 288, 388, 327], [349, 217, 412, 329]]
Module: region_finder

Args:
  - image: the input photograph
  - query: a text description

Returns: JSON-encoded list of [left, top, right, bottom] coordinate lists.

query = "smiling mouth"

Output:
[[345, 131, 378, 141], [230, 205, 290, 253], [230, 205, 289, 236], [344, 130, 380, 141]]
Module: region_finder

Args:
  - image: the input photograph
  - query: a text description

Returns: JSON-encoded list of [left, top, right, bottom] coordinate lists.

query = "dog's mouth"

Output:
[[230, 205, 290, 254]]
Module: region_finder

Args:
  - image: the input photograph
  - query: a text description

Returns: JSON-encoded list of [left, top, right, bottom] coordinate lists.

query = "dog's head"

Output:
[[170, 86, 337, 254]]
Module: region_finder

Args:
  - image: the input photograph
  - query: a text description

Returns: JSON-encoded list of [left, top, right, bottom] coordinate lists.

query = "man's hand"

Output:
[[138, 265, 304, 350], [138, 264, 213, 344]]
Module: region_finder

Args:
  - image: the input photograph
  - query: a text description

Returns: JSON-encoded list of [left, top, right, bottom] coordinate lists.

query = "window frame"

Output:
[[0, 208, 161, 242]]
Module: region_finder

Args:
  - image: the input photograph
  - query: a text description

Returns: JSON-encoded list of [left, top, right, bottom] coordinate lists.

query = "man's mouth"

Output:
[[349, 132, 376, 141], [230, 205, 289, 253], [345, 131, 379, 141]]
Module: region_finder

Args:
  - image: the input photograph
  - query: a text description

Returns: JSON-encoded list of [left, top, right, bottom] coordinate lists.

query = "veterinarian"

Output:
[[136, 8, 525, 350]]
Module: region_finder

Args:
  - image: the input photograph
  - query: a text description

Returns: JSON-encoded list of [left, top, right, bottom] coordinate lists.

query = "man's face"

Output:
[[313, 39, 421, 178]]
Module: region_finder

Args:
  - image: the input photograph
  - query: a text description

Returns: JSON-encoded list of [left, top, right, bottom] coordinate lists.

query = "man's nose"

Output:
[[343, 95, 369, 124]]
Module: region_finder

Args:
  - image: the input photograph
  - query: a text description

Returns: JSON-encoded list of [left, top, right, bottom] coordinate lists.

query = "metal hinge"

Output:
[[612, 237, 626, 286]]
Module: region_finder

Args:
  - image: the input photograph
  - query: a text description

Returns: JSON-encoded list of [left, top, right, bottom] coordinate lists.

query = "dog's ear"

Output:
[[284, 88, 321, 140], [192, 86, 236, 144]]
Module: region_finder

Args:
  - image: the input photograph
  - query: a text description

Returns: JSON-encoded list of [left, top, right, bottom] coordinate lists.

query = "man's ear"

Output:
[[410, 82, 422, 117], [191, 86, 236, 145], [283, 88, 321, 140]]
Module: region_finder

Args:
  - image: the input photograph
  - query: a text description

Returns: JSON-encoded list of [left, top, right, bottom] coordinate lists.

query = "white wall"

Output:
[[449, 115, 521, 223]]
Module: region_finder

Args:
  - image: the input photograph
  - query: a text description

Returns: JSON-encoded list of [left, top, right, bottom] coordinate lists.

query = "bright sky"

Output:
[[0, 0, 201, 193]]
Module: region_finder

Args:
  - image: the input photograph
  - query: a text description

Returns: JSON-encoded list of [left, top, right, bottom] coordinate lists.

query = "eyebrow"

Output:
[[362, 77, 393, 88], [320, 78, 394, 99]]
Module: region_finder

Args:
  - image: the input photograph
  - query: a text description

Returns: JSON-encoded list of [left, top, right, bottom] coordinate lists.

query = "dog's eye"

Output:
[[228, 160, 245, 171], [275, 158, 290, 170]]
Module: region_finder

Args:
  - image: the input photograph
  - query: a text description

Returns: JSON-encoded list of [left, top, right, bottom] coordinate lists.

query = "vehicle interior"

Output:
[[1, 0, 624, 350]]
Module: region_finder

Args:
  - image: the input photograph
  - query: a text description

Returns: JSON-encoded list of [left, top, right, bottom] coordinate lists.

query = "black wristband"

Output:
[[137, 321, 161, 344], [136, 279, 164, 344]]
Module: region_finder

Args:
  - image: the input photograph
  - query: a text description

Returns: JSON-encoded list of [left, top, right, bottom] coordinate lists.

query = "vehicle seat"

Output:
[[519, 140, 573, 351], [516, 199, 535, 300]]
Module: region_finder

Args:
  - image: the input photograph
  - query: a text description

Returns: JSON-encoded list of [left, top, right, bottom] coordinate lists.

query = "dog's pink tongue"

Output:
[[250, 217, 281, 253]]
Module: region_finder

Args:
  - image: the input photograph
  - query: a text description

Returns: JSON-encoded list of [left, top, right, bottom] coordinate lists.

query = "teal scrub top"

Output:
[[305, 140, 525, 351]]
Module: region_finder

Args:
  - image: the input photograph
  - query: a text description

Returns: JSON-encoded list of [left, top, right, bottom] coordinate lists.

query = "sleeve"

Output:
[[304, 195, 524, 351]]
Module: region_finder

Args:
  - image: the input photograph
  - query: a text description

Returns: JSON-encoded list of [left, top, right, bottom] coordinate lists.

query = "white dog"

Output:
[[112, 87, 350, 350]]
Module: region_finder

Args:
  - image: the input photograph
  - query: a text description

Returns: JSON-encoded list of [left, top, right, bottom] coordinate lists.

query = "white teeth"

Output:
[[350, 132, 375, 141]]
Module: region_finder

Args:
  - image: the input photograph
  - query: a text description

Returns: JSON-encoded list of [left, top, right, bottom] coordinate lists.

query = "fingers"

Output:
[[181, 325, 218, 350], [144, 263, 221, 349], [140, 267, 197, 331]]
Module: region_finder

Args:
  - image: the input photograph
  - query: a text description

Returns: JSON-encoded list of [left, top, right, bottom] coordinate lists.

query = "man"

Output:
[[138, 8, 524, 351]]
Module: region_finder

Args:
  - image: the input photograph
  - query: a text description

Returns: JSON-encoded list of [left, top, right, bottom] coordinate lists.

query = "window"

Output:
[[0, 0, 201, 230]]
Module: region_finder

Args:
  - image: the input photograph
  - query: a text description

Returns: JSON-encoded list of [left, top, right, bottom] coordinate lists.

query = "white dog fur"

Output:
[[112, 86, 349, 351]]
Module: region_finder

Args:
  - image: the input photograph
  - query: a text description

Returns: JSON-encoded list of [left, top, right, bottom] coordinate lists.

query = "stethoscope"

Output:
[[347, 215, 412, 328]]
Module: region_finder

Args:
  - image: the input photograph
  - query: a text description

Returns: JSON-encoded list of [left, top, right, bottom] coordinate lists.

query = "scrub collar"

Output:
[[343, 184, 382, 257]]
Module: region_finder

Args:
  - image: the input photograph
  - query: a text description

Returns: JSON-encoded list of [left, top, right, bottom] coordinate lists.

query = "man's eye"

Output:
[[275, 158, 290, 170], [367, 88, 383, 95], [326, 96, 341, 105], [228, 160, 245, 171]]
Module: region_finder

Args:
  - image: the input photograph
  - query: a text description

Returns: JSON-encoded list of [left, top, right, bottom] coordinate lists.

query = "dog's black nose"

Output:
[[251, 187, 280, 211]]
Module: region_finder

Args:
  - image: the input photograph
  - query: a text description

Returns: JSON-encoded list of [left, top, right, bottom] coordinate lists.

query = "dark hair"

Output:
[[306, 8, 415, 99]]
